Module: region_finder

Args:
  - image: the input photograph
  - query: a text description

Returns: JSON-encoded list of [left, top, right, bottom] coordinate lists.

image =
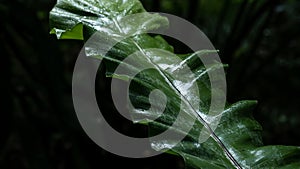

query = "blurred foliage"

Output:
[[1, 0, 300, 168]]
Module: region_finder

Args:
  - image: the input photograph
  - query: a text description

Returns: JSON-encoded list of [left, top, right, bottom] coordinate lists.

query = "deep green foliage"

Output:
[[49, 0, 300, 168]]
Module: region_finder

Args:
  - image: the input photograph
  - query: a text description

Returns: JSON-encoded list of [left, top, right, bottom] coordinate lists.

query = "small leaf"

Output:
[[50, 23, 83, 40]]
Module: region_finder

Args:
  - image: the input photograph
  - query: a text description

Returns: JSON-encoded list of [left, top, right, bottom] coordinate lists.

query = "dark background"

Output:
[[1, 0, 300, 168]]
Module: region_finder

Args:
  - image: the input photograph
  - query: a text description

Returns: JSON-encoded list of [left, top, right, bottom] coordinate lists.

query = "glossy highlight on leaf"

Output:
[[50, 0, 300, 168]]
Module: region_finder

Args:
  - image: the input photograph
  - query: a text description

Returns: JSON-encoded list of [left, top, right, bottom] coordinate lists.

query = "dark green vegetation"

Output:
[[2, 0, 300, 168], [49, 0, 300, 168]]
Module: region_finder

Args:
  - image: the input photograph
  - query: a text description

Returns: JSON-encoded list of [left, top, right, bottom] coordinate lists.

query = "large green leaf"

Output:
[[50, 0, 300, 168]]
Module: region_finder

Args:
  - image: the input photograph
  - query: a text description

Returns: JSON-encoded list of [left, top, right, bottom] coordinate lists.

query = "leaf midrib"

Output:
[[111, 16, 242, 169]]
